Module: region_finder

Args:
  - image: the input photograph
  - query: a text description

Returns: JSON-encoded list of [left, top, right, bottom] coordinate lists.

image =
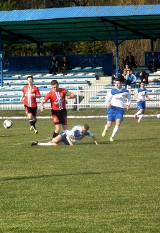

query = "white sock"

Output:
[[135, 110, 142, 116], [138, 113, 143, 122], [38, 142, 53, 146], [104, 125, 108, 131], [111, 125, 119, 138]]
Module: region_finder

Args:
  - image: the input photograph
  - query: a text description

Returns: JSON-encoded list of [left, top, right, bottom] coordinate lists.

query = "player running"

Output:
[[102, 78, 131, 142], [134, 82, 150, 123], [40, 80, 76, 139], [21, 75, 41, 134]]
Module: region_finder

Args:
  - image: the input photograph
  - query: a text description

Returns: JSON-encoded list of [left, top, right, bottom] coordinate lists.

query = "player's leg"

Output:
[[52, 134, 62, 144], [137, 109, 145, 123], [31, 141, 54, 146], [110, 108, 124, 141], [25, 106, 37, 133], [51, 131, 69, 145], [31, 134, 64, 146], [32, 107, 38, 133], [61, 108, 68, 132], [102, 107, 113, 137], [134, 102, 145, 123], [53, 124, 61, 138], [51, 110, 61, 138], [110, 119, 121, 141]]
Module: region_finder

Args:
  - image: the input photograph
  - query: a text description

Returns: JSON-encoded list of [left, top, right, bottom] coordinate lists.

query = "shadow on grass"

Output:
[[0, 170, 125, 182], [118, 137, 158, 141]]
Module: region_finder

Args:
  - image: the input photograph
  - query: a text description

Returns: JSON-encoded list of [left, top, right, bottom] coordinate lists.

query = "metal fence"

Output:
[[67, 85, 160, 110], [0, 84, 160, 110]]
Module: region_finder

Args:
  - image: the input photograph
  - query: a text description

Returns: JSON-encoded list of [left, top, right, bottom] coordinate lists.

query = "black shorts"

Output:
[[24, 105, 37, 116], [51, 108, 67, 125]]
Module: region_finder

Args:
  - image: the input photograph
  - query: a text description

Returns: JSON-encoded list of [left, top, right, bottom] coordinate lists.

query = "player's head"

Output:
[[81, 124, 89, 134], [114, 78, 122, 89], [51, 80, 59, 91], [140, 82, 145, 88], [27, 75, 33, 85]]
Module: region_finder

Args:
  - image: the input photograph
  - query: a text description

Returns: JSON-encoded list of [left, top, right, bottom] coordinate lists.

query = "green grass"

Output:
[[0, 117, 160, 233], [0, 107, 160, 117]]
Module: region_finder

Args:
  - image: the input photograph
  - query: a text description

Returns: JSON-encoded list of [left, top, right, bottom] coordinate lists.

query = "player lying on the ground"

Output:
[[31, 124, 98, 146]]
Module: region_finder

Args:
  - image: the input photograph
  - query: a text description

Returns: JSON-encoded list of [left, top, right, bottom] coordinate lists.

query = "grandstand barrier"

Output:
[[2, 53, 113, 76], [0, 84, 160, 110]]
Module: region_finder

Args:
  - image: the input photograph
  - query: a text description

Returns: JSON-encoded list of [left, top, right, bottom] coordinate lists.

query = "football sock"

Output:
[[111, 125, 119, 138], [104, 125, 109, 131], [37, 142, 53, 146], [135, 110, 142, 116], [53, 131, 59, 138], [138, 113, 143, 122], [29, 119, 36, 129]]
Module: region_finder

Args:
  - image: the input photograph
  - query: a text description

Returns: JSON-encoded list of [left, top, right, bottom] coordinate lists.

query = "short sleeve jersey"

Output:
[[106, 88, 131, 109], [135, 87, 148, 102], [43, 88, 70, 110], [22, 85, 40, 107], [67, 125, 94, 143]]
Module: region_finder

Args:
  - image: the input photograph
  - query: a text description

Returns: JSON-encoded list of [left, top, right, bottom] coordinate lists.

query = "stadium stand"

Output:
[[1, 68, 160, 110]]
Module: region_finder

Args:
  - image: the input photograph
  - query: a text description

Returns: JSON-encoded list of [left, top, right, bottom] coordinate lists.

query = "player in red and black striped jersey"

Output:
[[40, 79, 76, 139], [21, 75, 41, 134]]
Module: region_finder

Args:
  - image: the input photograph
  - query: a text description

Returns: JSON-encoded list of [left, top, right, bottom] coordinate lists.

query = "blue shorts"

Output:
[[137, 101, 146, 110], [107, 106, 124, 122], [61, 132, 70, 145]]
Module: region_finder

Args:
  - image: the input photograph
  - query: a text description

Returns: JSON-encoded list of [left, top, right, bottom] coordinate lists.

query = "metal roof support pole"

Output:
[[36, 43, 41, 56], [115, 26, 119, 78], [151, 39, 154, 51], [0, 30, 3, 87]]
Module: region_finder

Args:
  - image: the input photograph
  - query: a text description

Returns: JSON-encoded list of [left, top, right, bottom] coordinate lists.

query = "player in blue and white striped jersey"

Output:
[[134, 82, 150, 123], [102, 78, 131, 141], [31, 124, 98, 146]]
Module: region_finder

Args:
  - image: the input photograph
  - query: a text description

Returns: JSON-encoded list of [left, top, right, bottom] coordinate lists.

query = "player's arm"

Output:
[[88, 131, 98, 145], [92, 135, 98, 145], [66, 91, 76, 99], [40, 92, 50, 111], [105, 91, 112, 108], [40, 98, 46, 111], [66, 134, 74, 146], [35, 88, 41, 98], [146, 93, 150, 101]]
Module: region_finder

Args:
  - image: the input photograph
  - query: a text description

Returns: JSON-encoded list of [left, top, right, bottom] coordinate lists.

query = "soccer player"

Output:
[[134, 82, 150, 123], [31, 124, 98, 146], [21, 75, 41, 134], [102, 78, 131, 142], [40, 80, 76, 139]]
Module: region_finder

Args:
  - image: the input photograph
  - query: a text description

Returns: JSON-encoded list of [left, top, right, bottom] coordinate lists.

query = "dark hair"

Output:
[[27, 75, 33, 80], [115, 78, 122, 82], [51, 80, 59, 85], [83, 124, 89, 131]]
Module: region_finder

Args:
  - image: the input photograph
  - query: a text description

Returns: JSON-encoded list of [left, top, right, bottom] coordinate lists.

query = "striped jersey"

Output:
[[43, 88, 72, 110], [22, 85, 40, 107]]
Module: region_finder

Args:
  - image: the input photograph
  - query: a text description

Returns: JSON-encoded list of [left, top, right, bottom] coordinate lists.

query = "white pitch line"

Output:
[[0, 115, 160, 120], [15, 137, 51, 145]]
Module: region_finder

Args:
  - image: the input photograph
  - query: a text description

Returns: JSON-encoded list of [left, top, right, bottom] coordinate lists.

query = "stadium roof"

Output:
[[0, 4, 160, 44]]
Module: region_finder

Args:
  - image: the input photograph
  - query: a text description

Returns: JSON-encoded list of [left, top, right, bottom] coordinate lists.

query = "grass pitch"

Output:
[[0, 116, 160, 233]]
